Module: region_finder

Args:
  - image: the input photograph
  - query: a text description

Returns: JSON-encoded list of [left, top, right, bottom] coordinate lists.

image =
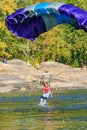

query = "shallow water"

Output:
[[0, 90, 87, 130]]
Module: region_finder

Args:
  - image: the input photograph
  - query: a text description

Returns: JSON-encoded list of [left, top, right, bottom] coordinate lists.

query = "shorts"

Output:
[[43, 92, 50, 99]]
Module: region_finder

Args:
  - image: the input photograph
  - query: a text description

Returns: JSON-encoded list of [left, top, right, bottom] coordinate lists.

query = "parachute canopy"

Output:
[[5, 2, 87, 41]]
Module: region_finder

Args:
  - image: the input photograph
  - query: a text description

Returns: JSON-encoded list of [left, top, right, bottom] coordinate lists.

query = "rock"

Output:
[[0, 59, 41, 92], [38, 61, 87, 90], [7, 59, 26, 66], [0, 60, 87, 92]]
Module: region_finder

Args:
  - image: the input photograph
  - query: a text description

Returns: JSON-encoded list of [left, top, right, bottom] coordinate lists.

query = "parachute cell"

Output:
[[5, 2, 87, 41]]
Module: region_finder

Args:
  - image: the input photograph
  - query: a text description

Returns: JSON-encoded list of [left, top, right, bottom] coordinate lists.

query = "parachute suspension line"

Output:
[[41, 74, 45, 84], [49, 73, 52, 86], [26, 41, 30, 66], [40, 71, 52, 86]]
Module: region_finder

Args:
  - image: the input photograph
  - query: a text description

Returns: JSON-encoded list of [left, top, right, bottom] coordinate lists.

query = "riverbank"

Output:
[[0, 59, 87, 93]]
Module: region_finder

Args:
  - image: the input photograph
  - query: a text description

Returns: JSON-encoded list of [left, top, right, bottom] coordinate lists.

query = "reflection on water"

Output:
[[0, 90, 87, 130]]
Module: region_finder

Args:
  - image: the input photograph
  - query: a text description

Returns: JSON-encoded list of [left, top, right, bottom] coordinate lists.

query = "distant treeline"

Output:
[[0, 0, 87, 68]]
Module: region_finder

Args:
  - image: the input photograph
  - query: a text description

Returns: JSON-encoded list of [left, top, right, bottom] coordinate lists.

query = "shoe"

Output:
[[38, 103, 43, 106], [45, 102, 47, 105]]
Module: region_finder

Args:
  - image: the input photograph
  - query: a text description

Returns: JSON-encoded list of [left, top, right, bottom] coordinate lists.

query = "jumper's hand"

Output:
[[50, 93, 52, 98], [50, 91, 52, 98]]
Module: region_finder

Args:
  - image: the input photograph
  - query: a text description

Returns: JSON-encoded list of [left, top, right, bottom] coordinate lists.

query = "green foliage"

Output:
[[0, 0, 87, 67]]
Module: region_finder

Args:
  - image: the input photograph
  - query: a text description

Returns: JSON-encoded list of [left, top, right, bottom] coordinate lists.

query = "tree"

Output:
[[0, 0, 17, 16]]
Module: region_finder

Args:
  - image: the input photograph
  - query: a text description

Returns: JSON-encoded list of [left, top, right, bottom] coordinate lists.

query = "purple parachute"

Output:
[[5, 2, 87, 41]]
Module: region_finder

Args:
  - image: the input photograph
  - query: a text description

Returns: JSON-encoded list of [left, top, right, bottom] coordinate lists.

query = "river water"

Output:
[[0, 89, 87, 130]]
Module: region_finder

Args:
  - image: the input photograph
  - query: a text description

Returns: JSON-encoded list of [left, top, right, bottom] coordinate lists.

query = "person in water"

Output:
[[39, 82, 52, 106]]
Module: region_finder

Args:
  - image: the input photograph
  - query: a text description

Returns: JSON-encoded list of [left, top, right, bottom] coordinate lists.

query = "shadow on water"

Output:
[[0, 90, 87, 130]]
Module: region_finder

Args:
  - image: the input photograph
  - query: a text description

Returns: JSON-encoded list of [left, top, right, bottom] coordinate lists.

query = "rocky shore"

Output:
[[0, 59, 87, 92]]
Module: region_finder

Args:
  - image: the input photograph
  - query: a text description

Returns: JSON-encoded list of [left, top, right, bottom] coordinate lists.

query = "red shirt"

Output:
[[43, 85, 50, 93]]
